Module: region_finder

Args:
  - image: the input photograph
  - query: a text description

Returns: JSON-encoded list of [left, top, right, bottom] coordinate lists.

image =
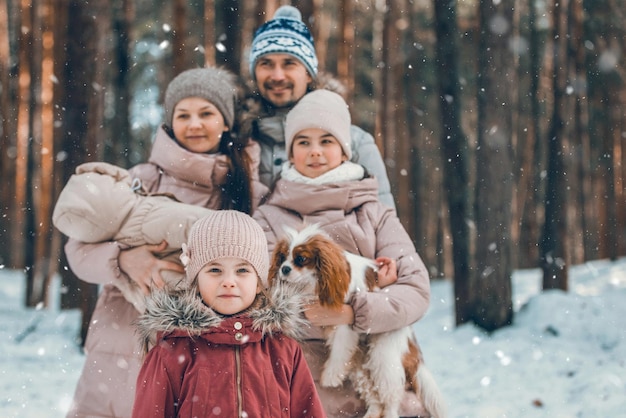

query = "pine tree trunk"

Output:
[[0, 0, 16, 267], [204, 0, 216, 66], [59, 0, 112, 344], [472, 0, 514, 331], [172, 0, 187, 76], [105, 0, 133, 167], [381, 0, 416, 231], [541, 0, 569, 291], [219, 0, 240, 72], [567, 0, 590, 264], [433, 0, 472, 325], [337, 0, 354, 99], [15, 0, 34, 277]]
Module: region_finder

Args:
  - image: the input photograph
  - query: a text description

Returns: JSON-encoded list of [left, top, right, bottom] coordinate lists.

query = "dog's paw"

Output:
[[362, 406, 384, 418], [321, 368, 346, 387]]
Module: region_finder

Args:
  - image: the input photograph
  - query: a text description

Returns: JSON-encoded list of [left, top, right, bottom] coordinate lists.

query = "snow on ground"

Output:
[[1, 258, 625, 417], [0, 268, 83, 416]]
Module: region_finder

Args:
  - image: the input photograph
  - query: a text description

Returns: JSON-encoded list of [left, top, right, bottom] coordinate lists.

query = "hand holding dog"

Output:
[[303, 257, 397, 327], [119, 240, 183, 294], [375, 256, 397, 288]]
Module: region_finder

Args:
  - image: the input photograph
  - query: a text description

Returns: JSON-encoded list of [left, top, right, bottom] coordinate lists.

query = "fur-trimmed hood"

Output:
[[136, 282, 309, 353], [132, 284, 327, 418]]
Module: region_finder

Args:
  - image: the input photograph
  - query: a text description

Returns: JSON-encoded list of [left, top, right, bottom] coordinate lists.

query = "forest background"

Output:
[[0, 0, 624, 342]]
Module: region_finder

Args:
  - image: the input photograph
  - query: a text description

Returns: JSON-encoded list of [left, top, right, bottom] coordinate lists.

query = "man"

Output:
[[246, 7, 434, 418], [246, 5, 396, 208]]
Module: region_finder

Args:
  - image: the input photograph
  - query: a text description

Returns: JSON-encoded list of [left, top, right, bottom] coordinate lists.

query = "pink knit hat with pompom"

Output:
[[180, 210, 268, 284]]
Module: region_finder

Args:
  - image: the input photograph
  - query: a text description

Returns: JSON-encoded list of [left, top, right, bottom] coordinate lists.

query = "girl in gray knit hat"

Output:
[[63, 67, 269, 418], [162, 67, 269, 214], [132, 210, 326, 418]]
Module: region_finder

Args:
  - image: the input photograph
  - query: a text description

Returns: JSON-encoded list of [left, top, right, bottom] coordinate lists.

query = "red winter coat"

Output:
[[132, 289, 326, 418]]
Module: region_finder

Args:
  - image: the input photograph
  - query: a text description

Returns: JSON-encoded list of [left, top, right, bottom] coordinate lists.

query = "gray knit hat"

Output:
[[181, 210, 269, 284], [163, 67, 237, 130], [249, 5, 318, 80], [285, 89, 352, 159]]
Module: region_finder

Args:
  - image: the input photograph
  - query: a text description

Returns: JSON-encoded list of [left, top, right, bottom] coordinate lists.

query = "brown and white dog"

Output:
[[269, 224, 446, 418]]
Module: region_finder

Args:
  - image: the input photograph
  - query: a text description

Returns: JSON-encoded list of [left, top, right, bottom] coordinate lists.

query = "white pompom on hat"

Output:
[[284, 89, 352, 160], [181, 210, 269, 284]]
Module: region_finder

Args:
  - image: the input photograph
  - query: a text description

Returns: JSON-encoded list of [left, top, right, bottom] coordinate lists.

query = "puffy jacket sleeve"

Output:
[[350, 205, 430, 334], [289, 343, 327, 417], [244, 139, 270, 210], [252, 206, 280, 258], [349, 125, 396, 210], [52, 162, 136, 243], [65, 238, 126, 286], [132, 341, 182, 418], [62, 162, 165, 287]]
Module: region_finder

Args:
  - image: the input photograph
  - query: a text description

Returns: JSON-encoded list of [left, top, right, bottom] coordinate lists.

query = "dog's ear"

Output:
[[312, 235, 351, 309], [268, 239, 289, 287], [364, 266, 379, 291]]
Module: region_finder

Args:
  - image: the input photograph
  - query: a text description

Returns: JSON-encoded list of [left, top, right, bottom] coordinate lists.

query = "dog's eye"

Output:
[[294, 255, 307, 266]]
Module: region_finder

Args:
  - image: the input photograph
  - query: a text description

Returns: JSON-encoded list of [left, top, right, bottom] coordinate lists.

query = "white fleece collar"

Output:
[[280, 161, 365, 185]]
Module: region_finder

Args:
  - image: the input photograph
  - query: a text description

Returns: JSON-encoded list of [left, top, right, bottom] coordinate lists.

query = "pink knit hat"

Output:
[[180, 210, 269, 283], [284, 89, 352, 159]]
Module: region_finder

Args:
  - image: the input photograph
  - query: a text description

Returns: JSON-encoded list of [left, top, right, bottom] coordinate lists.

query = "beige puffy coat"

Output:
[[53, 161, 212, 312], [253, 165, 431, 417]]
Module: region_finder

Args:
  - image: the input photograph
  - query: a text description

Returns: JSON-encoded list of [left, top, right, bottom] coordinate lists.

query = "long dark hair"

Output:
[[164, 122, 254, 214], [218, 130, 253, 214]]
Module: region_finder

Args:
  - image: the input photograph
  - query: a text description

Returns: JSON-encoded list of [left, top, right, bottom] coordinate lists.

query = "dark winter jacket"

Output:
[[131, 288, 326, 418]]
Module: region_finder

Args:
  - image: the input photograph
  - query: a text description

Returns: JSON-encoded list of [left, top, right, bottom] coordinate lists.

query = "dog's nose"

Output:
[[281, 265, 291, 276]]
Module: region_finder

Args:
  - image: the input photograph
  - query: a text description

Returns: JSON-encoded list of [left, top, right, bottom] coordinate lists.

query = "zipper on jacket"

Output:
[[236, 345, 243, 417]]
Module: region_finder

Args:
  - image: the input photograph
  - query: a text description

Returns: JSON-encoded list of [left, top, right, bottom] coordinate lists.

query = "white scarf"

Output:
[[280, 161, 365, 185]]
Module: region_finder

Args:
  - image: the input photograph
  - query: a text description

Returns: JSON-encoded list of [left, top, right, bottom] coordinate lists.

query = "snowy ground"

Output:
[[1, 258, 625, 417]]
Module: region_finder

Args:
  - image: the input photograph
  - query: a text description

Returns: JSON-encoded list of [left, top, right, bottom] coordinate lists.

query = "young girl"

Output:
[[131, 210, 326, 418], [64, 67, 268, 418], [253, 89, 432, 417]]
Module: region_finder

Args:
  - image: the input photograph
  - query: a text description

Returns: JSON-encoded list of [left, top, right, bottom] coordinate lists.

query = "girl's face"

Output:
[[289, 128, 347, 178], [197, 257, 261, 315], [172, 97, 228, 154]]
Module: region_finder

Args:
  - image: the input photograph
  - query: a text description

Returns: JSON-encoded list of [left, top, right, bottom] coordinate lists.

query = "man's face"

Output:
[[254, 53, 313, 109]]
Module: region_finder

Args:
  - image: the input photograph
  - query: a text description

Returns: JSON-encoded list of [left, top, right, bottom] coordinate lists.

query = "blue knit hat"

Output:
[[249, 6, 318, 80]]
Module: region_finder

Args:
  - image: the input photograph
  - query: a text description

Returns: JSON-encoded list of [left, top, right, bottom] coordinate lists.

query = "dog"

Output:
[[268, 224, 446, 418]]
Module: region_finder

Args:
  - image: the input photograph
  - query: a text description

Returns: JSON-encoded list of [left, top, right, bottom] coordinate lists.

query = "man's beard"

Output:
[[262, 81, 298, 108]]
